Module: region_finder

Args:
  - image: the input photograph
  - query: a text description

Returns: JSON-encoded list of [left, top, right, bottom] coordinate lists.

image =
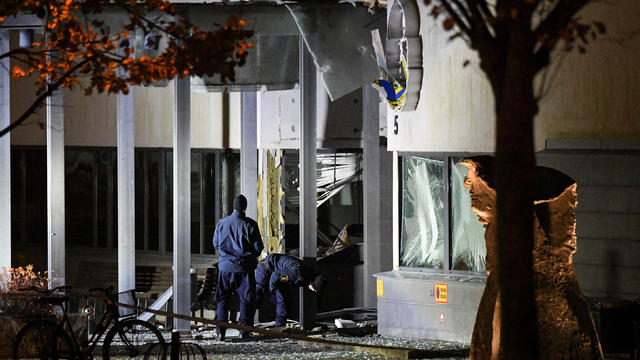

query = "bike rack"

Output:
[[143, 331, 207, 360]]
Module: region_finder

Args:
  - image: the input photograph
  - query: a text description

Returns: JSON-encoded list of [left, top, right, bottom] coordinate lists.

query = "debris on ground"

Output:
[[175, 328, 469, 360], [166, 310, 469, 360], [107, 307, 469, 359]]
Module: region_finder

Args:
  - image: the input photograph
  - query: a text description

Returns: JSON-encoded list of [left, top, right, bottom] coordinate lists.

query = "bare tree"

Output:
[[423, 0, 605, 357]]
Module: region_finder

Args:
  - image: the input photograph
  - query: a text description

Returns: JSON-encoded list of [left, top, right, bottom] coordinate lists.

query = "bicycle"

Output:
[[13, 285, 167, 359]]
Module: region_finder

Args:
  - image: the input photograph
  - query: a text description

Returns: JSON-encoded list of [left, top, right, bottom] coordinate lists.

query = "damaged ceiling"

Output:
[[286, 3, 386, 101], [136, 3, 387, 101]]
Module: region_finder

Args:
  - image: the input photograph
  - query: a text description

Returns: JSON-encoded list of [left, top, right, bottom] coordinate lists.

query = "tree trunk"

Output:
[[490, 26, 539, 359]]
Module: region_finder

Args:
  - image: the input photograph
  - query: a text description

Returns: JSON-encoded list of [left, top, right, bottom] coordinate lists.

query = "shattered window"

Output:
[[450, 159, 487, 272], [401, 156, 445, 269]]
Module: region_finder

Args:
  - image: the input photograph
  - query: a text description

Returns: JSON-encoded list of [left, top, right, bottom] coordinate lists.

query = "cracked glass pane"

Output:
[[401, 156, 444, 269], [450, 159, 486, 272]]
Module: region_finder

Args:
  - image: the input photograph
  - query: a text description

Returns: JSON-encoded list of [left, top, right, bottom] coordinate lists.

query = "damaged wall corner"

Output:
[[259, 149, 286, 255], [460, 156, 603, 360]]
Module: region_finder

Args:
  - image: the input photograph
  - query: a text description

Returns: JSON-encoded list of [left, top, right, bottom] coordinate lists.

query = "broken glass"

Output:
[[450, 159, 486, 272], [284, 152, 362, 208], [401, 156, 444, 269]]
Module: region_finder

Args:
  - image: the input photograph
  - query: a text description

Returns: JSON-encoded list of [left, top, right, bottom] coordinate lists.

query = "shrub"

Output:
[[0, 265, 49, 318]]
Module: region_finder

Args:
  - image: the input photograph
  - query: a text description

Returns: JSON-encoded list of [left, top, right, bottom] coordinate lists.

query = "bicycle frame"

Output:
[[55, 293, 134, 359]]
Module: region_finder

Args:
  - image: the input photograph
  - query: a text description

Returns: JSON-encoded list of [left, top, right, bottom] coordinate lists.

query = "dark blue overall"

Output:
[[213, 210, 264, 337], [254, 254, 315, 326]]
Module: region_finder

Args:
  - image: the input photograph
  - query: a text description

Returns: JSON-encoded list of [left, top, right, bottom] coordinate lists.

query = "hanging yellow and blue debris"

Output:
[[373, 79, 405, 110], [372, 58, 407, 110], [371, 29, 407, 110]]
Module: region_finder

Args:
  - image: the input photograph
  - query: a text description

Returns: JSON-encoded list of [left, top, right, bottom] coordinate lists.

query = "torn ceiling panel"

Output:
[[187, 4, 300, 92], [184, 4, 299, 36], [191, 34, 299, 92], [124, 4, 300, 91], [93, 3, 385, 94], [286, 3, 386, 101]]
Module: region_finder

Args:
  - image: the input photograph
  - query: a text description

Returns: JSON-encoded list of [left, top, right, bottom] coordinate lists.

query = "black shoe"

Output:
[[217, 332, 226, 341], [230, 332, 255, 342]]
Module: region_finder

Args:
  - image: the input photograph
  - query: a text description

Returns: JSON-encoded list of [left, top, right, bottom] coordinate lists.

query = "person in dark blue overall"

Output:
[[213, 194, 264, 340], [254, 254, 327, 327]]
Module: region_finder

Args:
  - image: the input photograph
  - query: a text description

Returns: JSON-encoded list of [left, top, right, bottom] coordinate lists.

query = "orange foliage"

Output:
[[0, 265, 49, 317], [0, 0, 253, 103]]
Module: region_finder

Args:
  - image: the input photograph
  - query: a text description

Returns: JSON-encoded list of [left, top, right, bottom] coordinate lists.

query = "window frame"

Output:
[[10, 145, 238, 258], [397, 151, 489, 277]]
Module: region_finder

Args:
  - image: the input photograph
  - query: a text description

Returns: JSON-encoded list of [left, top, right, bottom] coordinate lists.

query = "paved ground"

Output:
[[172, 329, 469, 360], [103, 328, 470, 359], [195, 338, 469, 360]]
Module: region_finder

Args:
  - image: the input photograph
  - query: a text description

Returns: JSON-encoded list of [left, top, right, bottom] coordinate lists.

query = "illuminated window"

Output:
[[401, 156, 445, 269], [450, 158, 486, 272], [400, 154, 486, 273]]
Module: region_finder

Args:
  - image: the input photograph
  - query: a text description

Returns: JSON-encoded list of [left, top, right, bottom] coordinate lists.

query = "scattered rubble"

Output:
[[171, 328, 469, 360]]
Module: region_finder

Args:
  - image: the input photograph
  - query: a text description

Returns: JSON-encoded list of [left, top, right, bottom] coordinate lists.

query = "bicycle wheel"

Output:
[[102, 319, 166, 359], [13, 320, 73, 360]]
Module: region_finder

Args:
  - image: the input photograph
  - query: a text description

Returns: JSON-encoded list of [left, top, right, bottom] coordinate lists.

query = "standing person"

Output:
[[254, 253, 327, 327], [213, 194, 264, 340]]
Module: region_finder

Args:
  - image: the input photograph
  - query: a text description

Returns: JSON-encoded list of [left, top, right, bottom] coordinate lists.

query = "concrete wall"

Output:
[[9, 73, 242, 148], [387, 0, 640, 153], [383, 0, 640, 306], [538, 150, 640, 300], [258, 74, 364, 150]]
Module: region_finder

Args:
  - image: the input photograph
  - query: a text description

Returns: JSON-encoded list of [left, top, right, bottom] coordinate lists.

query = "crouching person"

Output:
[[213, 194, 264, 340], [254, 254, 327, 327]]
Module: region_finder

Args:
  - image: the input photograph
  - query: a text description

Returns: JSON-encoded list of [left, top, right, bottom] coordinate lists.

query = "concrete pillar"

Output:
[[47, 63, 65, 289], [392, 151, 400, 270], [241, 92, 258, 221], [299, 38, 317, 330], [0, 30, 10, 270], [363, 85, 380, 307], [173, 77, 191, 331], [117, 87, 136, 298]]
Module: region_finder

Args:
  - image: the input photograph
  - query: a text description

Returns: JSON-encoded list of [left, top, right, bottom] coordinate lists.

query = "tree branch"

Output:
[[465, 0, 496, 44], [474, 0, 493, 21], [450, 0, 474, 30], [533, 0, 591, 43], [533, 45, 552, 73], [0, 56, 94, 138], [118, 4, 188, 43], [0, 47, 49, 62], [440, 0, 472, 38]]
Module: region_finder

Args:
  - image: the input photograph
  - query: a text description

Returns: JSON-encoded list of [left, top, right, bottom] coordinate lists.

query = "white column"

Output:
[[173, 77, 191, 331], [117, 87, 136, 298], [241, 92, 258, 221], [392, 150, 400, 270], [363, 85, 381, 307], [0, 30, 10, 270], [299, 37, 317, 330], [47, 64, 65, 289]]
